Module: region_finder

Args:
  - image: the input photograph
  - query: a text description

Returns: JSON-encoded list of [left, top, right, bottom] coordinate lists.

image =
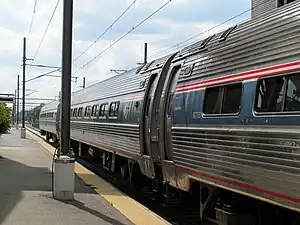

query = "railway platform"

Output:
[[0, 127, 169, 225]]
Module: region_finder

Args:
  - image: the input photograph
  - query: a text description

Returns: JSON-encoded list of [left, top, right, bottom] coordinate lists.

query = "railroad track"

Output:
[[26, 125, 209, 225]]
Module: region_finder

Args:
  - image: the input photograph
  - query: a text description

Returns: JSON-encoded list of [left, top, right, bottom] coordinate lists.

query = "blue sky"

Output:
[[0, 0, 250, 109]]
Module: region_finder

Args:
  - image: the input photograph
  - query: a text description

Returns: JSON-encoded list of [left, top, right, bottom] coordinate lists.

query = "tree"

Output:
[[0, 103, 12, 134], [25, 103, 45, 128]]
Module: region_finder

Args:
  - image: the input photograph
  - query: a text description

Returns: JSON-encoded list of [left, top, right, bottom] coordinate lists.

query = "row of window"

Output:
[[278, 0, 296, 7], [41, 72, 300, 119], [40, 112, 54, 118], [71, 101, 120, 119], [203, 72, 300, 115]]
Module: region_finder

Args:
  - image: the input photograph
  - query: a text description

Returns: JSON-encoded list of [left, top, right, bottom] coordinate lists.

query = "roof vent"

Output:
[[219, 25, 237, 42], [199, 34, 215, 49]]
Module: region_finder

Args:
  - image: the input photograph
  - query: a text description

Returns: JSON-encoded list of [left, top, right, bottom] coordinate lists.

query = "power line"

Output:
[[27, 0, 38, 42], [148, 0, 274, 60], [27, 0, 61, 77], [26, 68, 60, 83], [73, 0, 138, 63], [73, 0, 173, 75]]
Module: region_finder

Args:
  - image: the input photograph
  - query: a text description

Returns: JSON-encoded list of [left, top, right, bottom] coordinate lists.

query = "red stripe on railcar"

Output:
[[175, 61, 300, 93], [177, 166, 300, 203]]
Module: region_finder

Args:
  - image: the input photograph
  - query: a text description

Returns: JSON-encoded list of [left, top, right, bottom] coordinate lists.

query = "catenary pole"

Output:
[[21, 38, 26, 138], [60, 0, 74, 155], [22, 38, 26, 128]]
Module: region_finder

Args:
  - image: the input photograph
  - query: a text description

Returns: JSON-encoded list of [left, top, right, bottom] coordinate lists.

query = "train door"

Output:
[[157, 63, 184, 189], [142, 73, 158, 156], [54, 102, 61, 143], [139, 53, 177, 180], [163, 65, 182, 160], [139, 73, 158, 178]]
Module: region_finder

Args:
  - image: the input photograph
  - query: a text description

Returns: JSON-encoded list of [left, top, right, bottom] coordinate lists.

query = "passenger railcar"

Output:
[[166, 0, 300, 216], [39, 100, 59, 142], [39, 1, 300, 224]]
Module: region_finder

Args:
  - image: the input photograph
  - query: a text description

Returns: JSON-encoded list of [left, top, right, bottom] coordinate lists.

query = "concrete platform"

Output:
[[0, 128, 136, 225]]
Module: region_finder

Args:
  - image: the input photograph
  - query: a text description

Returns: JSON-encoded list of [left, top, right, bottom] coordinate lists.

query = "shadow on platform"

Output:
[[60, 199, 128, 225], [0, 156, 97, 224]]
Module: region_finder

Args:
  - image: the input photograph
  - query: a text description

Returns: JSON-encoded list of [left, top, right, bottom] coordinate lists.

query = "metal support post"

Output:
[[60, 0, 73, 156], [21, 38, 26, 138], [82, 77, 85, 88], [53, 0, 75, 201], [144, 43, 148, 64], [16, 75, 19, 129], [13, 90, 16, 125]]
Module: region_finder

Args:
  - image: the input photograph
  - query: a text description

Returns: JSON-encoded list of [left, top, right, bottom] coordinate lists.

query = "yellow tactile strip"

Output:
[[26, 127, 170, 225]]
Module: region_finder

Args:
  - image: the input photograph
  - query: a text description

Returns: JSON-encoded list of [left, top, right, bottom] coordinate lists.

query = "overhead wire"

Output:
[[148, 0, 274, 60], [27, 0, 38, 43], [73, 0, 173, 75], [77, 1, 172, 75], [27, 0, 61, 77], [73, 0, 138, 63], [26, 68, 60, 83]]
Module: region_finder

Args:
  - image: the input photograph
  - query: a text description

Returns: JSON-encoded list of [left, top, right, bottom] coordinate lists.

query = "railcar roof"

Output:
[[70, 54, 174, 105], [174, 1, 300, 81], [40, 99, 59, 113]]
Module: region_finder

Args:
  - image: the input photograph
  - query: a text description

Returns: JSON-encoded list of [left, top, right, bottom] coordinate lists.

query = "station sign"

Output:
[[0, 95, 14, 104]]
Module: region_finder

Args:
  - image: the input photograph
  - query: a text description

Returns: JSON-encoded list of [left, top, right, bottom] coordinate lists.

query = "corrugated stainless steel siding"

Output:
[[252, 0, 277, 19], [177, 1, 300, 83], [70, 121, 140, 154], [70, 55, 171, 106], [71, 68, 143, 105], [141, 54, 173, 73], [39, 120, 56, 134], [172, 126, 300, 198], [40, 100, 59, 113]]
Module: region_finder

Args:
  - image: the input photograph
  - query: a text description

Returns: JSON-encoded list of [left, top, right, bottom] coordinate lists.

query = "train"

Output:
[[39, 2, 300, 224]]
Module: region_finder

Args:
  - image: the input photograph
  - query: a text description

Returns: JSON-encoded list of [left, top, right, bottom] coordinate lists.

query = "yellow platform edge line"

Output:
[[26, 127, 170, 225]]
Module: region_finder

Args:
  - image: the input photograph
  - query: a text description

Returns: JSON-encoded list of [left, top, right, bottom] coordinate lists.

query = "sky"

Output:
[[0, 0, 251, 109]]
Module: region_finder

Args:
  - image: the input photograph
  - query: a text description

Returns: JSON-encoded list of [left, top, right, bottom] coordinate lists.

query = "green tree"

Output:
[[0, 103, 12, 134]]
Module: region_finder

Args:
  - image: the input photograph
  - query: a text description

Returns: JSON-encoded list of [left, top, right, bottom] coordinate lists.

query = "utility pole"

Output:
[[53, 0, 75, 201], [21, 38, 26, 138]]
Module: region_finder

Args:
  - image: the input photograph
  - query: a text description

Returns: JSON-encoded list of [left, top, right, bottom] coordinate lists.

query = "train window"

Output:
[[255, 76, 285, 113], [109, 104, 115, 116], [278, 0, 284, 6], [109, 102, 120, 117], [284, 74, 300, 112], [278, 0, 295, 7], [222, 83, 242, 114], [91, 105, 98, 117], [203, 82, 242, 115], [84, 106, 91, 117], [78, 107, 83, 117], [114, 102, 119, 116], [73, 108, 77, 117], [203, 86, 222, 114], [99, 103, 108, 117]]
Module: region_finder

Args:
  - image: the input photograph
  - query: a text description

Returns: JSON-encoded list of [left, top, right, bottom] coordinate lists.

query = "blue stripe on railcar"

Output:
[[173, 80, 300, 126]]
